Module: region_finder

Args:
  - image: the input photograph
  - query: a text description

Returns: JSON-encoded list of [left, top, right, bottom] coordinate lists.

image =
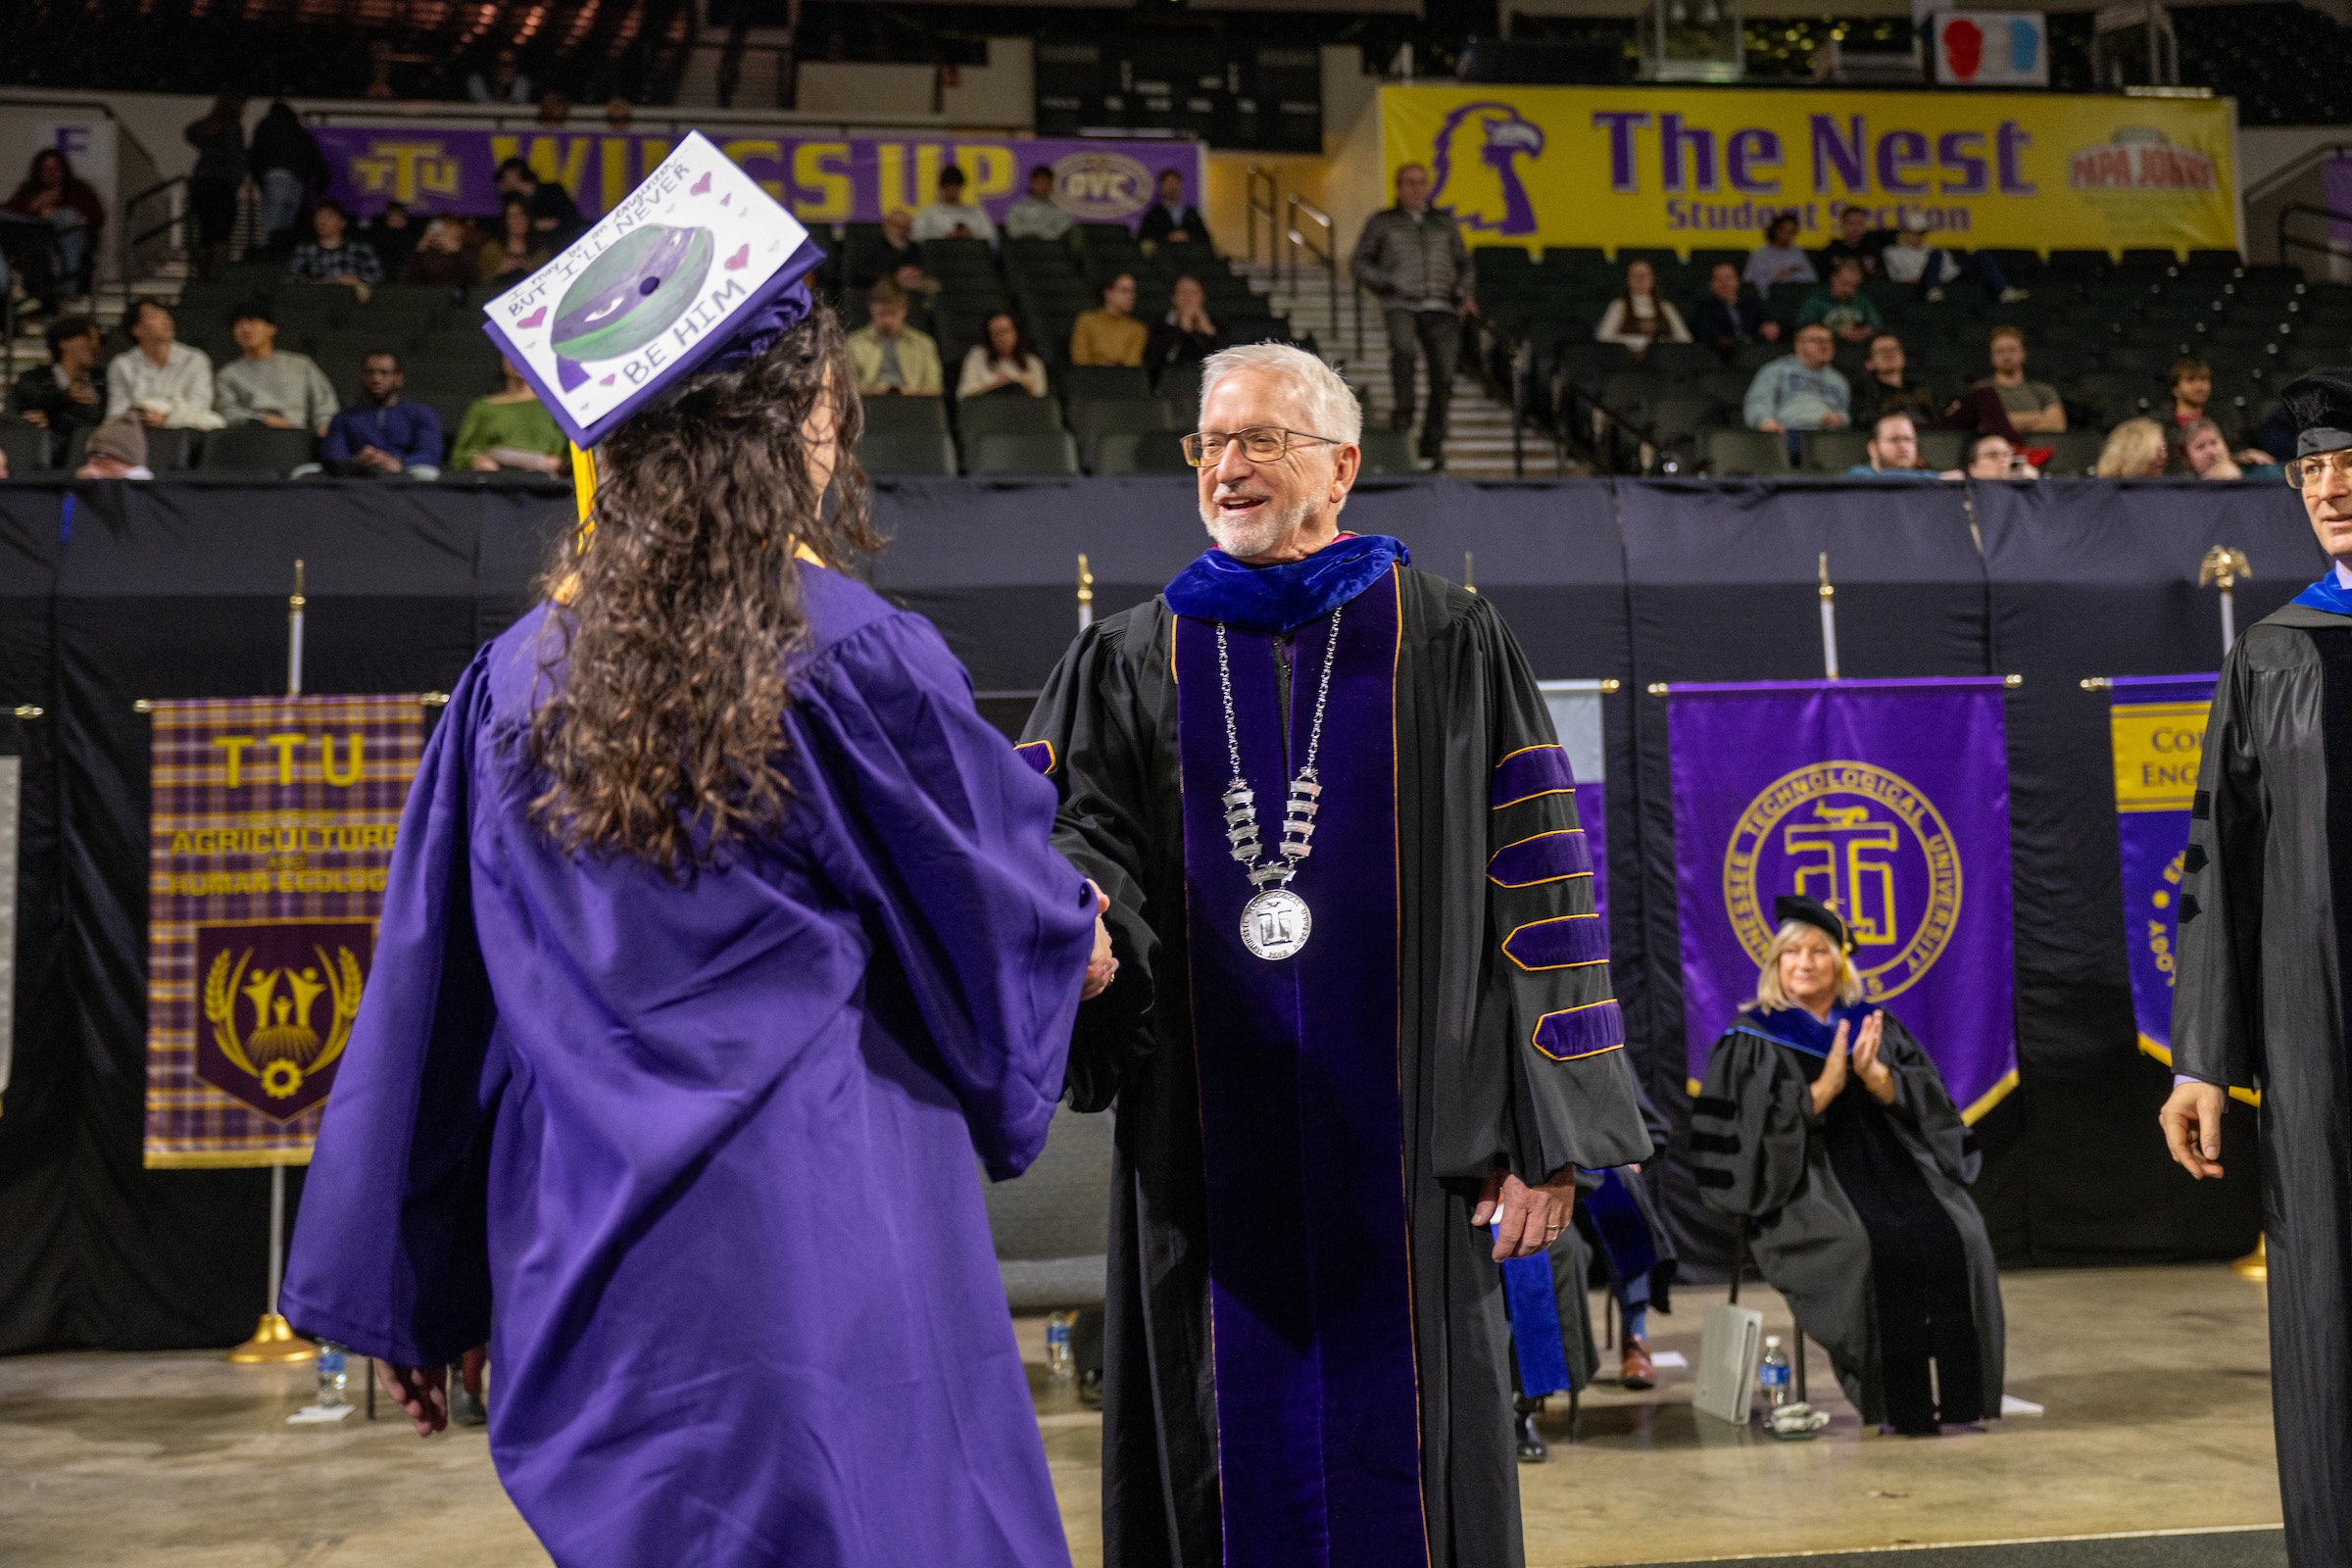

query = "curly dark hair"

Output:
[[526, 302, 879, 876]]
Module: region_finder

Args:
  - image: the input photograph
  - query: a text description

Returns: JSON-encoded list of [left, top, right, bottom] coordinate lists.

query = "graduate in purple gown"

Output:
[[281, 195, 1108, 1562]]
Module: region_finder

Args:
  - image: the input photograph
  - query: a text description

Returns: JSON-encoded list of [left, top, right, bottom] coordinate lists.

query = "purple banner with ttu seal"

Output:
[[144, 695, 427, 1168], [1667, 678, 2019, 1122]]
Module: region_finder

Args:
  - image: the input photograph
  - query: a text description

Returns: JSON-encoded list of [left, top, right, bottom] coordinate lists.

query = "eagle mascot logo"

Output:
[[1429, 103, 1546, 238]]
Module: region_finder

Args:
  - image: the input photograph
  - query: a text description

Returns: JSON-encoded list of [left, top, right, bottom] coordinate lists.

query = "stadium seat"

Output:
[[198, 425, 317, 475], [956, 396, 1062, 440], [64, 424, 196, 473], [2036, 430, 2107, 476], [0, 422, 52, 474], [1917, 430, 1965, 471], [1704, 428, 1791, 476], [1063, 399, 1176, 448], [1157, 366, 1202, 418], [1089, 430, 1193, 475], [1357, 429, 1418, 475], [859, 396, 951, 438], [967, 430, 1080, 476], [1060, 366, 1152, 403], [858, 430, 958, 477], [1800, 429, 1872, 472]]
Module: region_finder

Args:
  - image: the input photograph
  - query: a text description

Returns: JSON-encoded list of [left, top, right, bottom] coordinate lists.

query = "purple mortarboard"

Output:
[[480, 130, 825, 450]]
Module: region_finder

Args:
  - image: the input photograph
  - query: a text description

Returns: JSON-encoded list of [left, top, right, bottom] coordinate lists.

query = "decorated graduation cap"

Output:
[[1773, 894, 1854, 954], [481, 130, 825, 453], [2278, 369, 2352, 460]]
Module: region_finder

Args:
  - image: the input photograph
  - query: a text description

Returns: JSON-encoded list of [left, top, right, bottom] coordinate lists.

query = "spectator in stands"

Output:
[[1819, 205, 1891, 277], [1744, 212, 1817, 290], [1137, 169, 1209, 248], [1004, 166, 1073, 244], [1351, 163, 1476, 470], [481, 196, 550, 286], [287, 201, 383, 289], [248, 101, 328, 252], [497, 157, 584, 245], [957, 311, 1049, 401], [1146, 274, 1228, 381], [323, 351, 443, 478], [182, 94, 248, 279], [536, 92, 572, 127], [2181, 417, 2244, 481], [1071, 271, 1148, 368], [1851, 332, 1936, 428], [1884, 214, 2026, 304], [467, 48, 531, 105], [1743, 322, 1848, 438], [5, 148, 105, 305], [605, 98, 635, 130], [450, 357, 566, 473], [1690, 261, 1779, 357], [846, 279, 944, 397], [1967, 430, 2034, 479], [215, 306, 338, 435], [1594, 260, 1691, 356], [1843, 411, 1945, 480], [2095, 416, 2171, 478], [911, 166, 997, 246], [405, 214, 479, 290], [75, 416, 153, 480], [9, 315, 104, 440], [1796, 259, 1883, 345], [363, 41, 398, 100], [106, 300, 223, 430], [1975, 327, 2066, 434], [366, 201, 420, 278], [853, 210, 937, 301]]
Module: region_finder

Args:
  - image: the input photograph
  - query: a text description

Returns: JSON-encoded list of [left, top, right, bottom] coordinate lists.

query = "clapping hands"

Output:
[[1811, 1010, 1894, 1114]]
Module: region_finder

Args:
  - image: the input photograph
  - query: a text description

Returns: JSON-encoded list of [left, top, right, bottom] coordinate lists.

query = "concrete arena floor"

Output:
[[0, 1265, 2278, 1567]]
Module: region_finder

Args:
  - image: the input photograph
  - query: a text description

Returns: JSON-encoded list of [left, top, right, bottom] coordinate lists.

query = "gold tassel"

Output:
[[555, 444, 597, 606]]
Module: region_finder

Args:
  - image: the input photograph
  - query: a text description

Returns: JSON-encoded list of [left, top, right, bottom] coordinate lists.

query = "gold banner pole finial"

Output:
[[1077, 553, 1095, 632], [285, 560, 306, 699], [1818, 552, 1840, 681], [2199, 546, 2251, 658], [1464, 551, 1477, 595]]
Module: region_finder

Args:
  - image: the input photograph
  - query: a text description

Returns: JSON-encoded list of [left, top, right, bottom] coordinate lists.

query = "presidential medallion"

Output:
[[1241, 887, 1311, 960]]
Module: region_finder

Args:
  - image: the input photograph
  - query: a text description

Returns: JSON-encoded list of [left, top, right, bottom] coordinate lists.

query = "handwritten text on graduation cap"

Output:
[[483, 131, 811, 446]]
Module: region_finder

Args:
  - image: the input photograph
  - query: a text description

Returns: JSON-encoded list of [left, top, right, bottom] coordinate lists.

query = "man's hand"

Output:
[[357, 445, 401, 472], [1821, 412, 1847, 429], [139, 408, 169, 427], [261, 414, 296, 430], [378, 1359, 450, 1437], [2160, 1080, 2229, 1180], [1458, 297, 1481, 319], [1757, 418, 1784, 433], [19, 409, 46, 429], [1081, 881, 1117, 1000], [1472, 1166, 1576, 1260]]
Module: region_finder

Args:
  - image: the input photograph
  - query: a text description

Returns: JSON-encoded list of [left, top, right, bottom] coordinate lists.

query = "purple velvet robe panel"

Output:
[[282, 565, 1096, 1568]]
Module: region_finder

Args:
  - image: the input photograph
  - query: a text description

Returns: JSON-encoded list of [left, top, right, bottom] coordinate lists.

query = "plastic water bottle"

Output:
[[1756, 1336, 1791, 1414], [1045, 1313, 1074, 1381], [315, 1344, 349, 1409]]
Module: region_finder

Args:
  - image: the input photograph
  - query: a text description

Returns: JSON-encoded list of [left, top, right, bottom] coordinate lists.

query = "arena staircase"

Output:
[[1238, 259, 1564, 479]]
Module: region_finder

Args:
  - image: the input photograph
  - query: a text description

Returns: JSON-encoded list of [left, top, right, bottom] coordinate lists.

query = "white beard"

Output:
[[1199, 492, 1322, 562]]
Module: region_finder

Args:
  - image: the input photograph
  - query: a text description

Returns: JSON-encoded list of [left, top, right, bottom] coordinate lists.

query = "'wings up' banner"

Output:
[[1380, 83, 2239, 255], [1667, 678, 2019, 1121], [2103, 675, 2242, 1087], [144, 696, 426, 1168]]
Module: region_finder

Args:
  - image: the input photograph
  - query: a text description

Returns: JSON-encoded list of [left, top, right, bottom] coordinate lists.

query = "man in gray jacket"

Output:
[[1351, 164, 1477, 469]]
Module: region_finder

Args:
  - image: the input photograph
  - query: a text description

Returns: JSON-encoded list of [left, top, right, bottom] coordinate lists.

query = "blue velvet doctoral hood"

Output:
[[1162, 533, 1410, 634], [2291, 569, 2352, 618], [1736, 1001, 1880, 1057]]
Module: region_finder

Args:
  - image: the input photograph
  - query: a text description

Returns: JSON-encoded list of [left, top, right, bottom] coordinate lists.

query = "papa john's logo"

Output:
[[2068, 127, 2216, 193], [194, 920, 374, 1120], [1723, 761, 1962, 1002]]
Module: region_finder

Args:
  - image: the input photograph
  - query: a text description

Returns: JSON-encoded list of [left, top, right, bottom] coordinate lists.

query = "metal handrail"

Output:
[[1245, 167, 1278, 270], [1285, 193, 1337, 350], [2278, 200, 2352, 275], [121, 175, 189, 296]]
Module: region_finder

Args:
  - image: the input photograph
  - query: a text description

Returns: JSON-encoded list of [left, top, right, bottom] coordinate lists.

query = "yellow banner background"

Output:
[[1379, 84, 2238, 256], [2110, 701, 2208, 811]]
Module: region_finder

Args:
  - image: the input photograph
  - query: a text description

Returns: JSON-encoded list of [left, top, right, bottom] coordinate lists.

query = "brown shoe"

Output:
[[1620, 1336, 1655, 1390]]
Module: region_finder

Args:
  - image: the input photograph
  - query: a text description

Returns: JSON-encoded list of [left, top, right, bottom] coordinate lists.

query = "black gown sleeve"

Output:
[[1470, 597, 1651, 1180], [2173, 644, 2264, 1093], [1689, 1031, 1810, 1217], [1872, 1013, 1978, 1185], [1022, 616, 1162, 1112]]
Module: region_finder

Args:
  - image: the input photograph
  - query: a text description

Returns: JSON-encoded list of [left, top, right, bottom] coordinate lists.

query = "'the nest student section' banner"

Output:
[[145, 697, 425, 1168], [1667, 678, 2019, 1122], [313, 125, 1203, 228], [1380, 84, 2238, 255]]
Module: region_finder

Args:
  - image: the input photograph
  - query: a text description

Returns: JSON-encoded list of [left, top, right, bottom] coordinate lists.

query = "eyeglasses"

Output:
[[1182, 426, 1345, 467], [2286, 450, 2352, 489]]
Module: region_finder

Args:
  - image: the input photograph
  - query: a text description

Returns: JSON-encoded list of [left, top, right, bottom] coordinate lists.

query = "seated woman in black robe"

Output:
[[1690, 896, 2005, 1435]]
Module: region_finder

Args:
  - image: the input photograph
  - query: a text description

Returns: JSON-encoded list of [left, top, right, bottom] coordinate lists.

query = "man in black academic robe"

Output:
[[2165, 369, 2352, 1567], [1023, 344, 1651, 1568]]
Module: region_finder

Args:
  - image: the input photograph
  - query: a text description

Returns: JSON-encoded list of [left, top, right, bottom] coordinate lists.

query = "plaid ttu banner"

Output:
[[144, 696, 427, 1168]]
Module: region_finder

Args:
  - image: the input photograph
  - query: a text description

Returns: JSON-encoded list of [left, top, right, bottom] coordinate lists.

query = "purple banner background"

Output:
[[2107, 673, 2215, 1070], [313, 125, 1203, 227], [1668, 678, 2019, 1120]]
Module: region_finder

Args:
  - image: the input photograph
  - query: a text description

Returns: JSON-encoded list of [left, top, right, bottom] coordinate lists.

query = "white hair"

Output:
[[1196, 342, 1363, 445]]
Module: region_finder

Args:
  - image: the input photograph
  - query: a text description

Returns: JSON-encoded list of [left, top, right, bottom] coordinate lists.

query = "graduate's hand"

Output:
[[2160, 1080, 2229, 1180], [377, 1360, 450, 1437], [1473, 1167, 1575, 1260], [1851, 1010, 1895, 1103], [1081, 882, 1117, 1000]]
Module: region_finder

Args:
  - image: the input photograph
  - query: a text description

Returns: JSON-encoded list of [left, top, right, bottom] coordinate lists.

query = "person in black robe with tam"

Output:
[[1022, 342, 1652, 1568], [2165, 369, 2352, 1566], [1689, 896, 2004, 1435]]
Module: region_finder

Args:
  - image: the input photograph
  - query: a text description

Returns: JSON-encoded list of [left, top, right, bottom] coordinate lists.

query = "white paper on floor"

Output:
[[287, 1402, 357, 1424], [1650, 1350, 1690, 1369], [2000, 1394, 2044, 1416]]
